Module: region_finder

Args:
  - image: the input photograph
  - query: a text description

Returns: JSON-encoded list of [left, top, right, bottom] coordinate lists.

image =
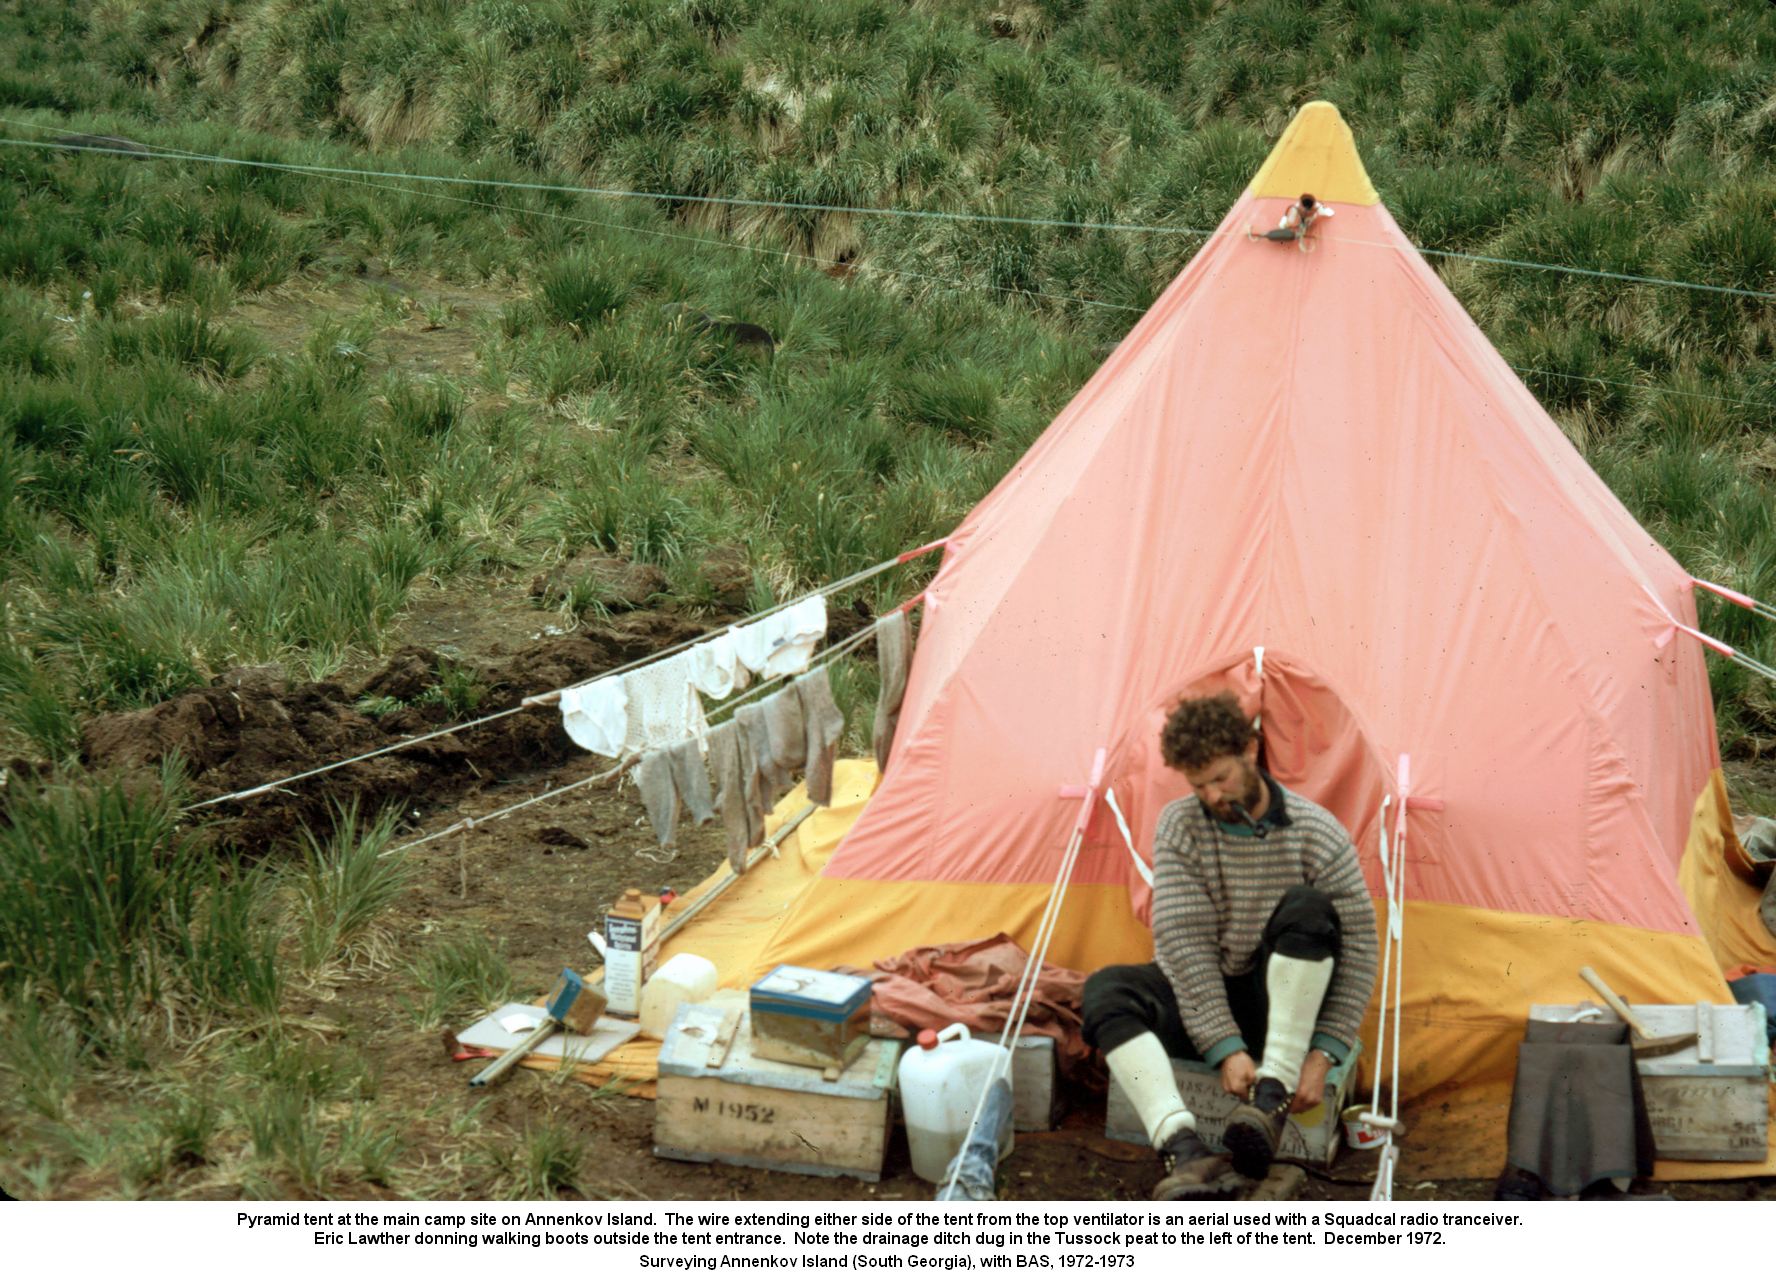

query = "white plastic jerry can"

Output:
[[896, 1022, 1015, 1184]]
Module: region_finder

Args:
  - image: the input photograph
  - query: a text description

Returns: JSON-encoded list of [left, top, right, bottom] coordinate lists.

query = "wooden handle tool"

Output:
[[1577, 966, 1698, 1058]]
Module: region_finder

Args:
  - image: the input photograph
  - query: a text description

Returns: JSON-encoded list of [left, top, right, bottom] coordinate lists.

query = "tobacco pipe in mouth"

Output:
[[1227, 800, 1269, 839]]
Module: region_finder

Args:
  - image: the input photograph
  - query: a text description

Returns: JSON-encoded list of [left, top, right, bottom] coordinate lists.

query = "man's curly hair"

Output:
[[1160, 692, 1254, 770]]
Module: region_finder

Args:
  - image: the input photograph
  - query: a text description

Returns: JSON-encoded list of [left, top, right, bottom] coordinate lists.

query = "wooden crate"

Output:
[[1104, 1044, 1362, 1168], [656, 1002, 901, 1181], [1530, 1002, 1770, 1162]]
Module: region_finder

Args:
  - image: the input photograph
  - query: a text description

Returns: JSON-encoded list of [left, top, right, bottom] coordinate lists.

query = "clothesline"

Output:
[[376, 608, 900, 859], [182, 540, 946, 813]]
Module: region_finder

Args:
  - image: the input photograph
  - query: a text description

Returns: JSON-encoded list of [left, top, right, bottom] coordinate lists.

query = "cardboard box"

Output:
[[656, 1002, 901, 1181], [1104, 1044, 1362, 1167], [1530, 1002, 1770, 1162], [602, 889, 662, 1017]]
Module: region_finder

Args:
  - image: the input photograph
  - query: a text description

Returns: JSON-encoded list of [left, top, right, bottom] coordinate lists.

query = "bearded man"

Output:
[[1082, 692, 1378, 1199]]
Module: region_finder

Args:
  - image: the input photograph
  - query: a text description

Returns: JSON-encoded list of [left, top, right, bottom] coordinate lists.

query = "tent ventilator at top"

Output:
[[939, 747, 1108, 1200]]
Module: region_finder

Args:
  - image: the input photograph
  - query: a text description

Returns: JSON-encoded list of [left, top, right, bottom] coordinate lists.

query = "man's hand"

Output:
[[1219, 1050, 1257, 1098], [1290, 1050, 1332, 1114]]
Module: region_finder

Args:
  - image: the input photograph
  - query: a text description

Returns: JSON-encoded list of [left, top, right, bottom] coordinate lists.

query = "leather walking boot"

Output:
[[1152, 1128, 1240, 1201], [1222, 1076, 1290, 1179]]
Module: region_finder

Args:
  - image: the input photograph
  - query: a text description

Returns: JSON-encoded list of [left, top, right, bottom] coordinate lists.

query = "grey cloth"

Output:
[[734, 702, 774, 844], [635, 747, 680, 848], [668, 738, 715, 826], [760, 683, 807, 792], [635, 739, 717, 848], [1505, 1018, 1653, 1197], [707, 721, 753, 874], [872, 611, 914, 772], [798, 668, 845, 806]]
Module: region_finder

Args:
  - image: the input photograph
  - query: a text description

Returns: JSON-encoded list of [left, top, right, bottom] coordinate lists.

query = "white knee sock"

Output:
[[1105, 1033, 1195, 1148], [1256, 954, 1335, 1091]]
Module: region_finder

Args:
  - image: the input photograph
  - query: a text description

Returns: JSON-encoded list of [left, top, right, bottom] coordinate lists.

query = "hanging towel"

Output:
[[797, 668, 845, 806], [560, 678, 628, 758], [687, 627, 751, 700], [636, 747, 680, 848], [707, 721, 752, 874], [734, 595, 828, 678], [873, 611, 914, 772], [620, 650, 707, 756], [668, 737, 715, 826], [760, 683, 807, 791]]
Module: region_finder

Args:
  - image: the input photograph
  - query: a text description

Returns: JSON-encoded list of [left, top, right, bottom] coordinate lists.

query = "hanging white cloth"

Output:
[[687, 627, 751, 700], [559, 678, 628, 758], [733, 595, 828, 678], [1104, 788, 1153, 888], [620, 650, 708, 756]]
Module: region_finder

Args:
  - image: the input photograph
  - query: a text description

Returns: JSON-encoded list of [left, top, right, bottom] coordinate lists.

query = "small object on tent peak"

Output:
[[1248, 192, 1335, 253]]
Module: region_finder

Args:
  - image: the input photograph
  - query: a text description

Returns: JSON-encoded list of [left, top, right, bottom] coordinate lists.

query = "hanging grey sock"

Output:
[[761, 684, 806, 790], [706, 721, 751, 872], [797, 668, 845, 806], [735, 703, 772, 847], [872, 612, 913, 772], [667, 737, 715, 826], [635, 747, 679, 848]]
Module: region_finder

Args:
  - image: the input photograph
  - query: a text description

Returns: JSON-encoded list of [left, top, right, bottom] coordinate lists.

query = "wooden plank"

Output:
[[654, 1072, 891, 1181]]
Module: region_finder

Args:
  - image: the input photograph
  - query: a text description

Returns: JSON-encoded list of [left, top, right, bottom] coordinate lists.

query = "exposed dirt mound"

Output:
[[528, 551, 670, 613], [82, 611, 715, 851]]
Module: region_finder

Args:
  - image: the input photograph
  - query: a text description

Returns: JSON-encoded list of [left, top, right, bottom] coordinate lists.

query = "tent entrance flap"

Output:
[[1115, 652, 1398, 927]]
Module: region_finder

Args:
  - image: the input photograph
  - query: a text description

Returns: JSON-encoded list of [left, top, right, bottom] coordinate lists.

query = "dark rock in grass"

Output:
[[529, 551, 669, 613], [659, 302, 776, 353], [50, 133, 151, 157]]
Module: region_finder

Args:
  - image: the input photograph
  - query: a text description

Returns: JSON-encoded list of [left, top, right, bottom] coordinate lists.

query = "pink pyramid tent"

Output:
[[743, 103, 1769, 1172]]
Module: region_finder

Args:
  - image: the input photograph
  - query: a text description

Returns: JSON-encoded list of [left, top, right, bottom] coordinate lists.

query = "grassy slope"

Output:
[[6, 0, 1776, 744], [7, 0, 1776, 1198]]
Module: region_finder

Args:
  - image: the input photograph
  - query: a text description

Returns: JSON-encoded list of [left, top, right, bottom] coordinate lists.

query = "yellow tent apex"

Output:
[[1246, 101, 1378, 207]]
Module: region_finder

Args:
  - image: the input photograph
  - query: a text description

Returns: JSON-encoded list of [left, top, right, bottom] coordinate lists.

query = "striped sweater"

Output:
[[1151, 782, 1379, 1066]]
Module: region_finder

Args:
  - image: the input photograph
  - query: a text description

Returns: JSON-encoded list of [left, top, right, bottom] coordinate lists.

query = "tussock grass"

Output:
[[0, 765, 282, 1051], [290, 801, 411, 971], [405, 933, 514, 1029]]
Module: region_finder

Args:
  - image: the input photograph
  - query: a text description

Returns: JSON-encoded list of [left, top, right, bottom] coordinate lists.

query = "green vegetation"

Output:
[[290, 801, 410, 970], [9, 0, 1776, 1199]]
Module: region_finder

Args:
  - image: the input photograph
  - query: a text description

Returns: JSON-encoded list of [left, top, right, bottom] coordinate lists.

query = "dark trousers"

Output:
[[1081, 884, 1342, 1059]]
